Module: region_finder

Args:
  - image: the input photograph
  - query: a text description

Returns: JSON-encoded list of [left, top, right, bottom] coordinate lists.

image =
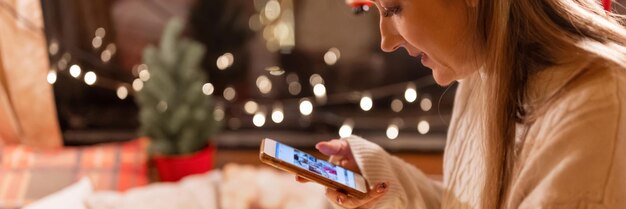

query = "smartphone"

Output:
[[259, 138, 369, 198]]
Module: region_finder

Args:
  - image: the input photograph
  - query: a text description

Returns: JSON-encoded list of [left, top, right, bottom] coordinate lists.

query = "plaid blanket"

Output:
[[0, 139, 148, 208]]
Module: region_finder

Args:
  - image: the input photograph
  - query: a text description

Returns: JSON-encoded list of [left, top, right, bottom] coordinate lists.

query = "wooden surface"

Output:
[[214, 149, 444, 175]]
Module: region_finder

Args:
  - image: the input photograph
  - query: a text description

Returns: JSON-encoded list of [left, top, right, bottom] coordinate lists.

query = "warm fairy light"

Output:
[[323, 47, 341, 66], [404, 84, 417, 103], [271, 105, 284, 123], [253, 112, 266, 127], [132, 79, 143, 91], [249, 14, 262, 31], [386, 124, 399, 140], [92, 37, 103, 49], [48, 40, 59, 55], [420, 97, 433, 112], [286, 73, 299, 83], [265, 66, 285, 76], [95, 27, 106, 38], [84, 71, 97, 85], [202, 83, 214, 95], [116, 86, 128, 100], [313, 83, 326, 97], [101, 50, 112, 62], [47, 71, 57, 84], [223, 86, 236, 101], [214, 105, 225, 121], [264, 0, 281, 21], [156, 101, 168, 112], [299, 99, 313, 116], [244, 101, 259, 115], [288, 82, 301, 95], [338, 119, 354, 138], [69, 65, 81, 78], [139, 69, 150, 81], [360, 94, 373, 111], [391, 98, 403, 113], [417, 120, 430, 134], [256, 75, 272, 94], [106, 43, 117, 54], [309, 74, 323, 86], [216, 53, 234, 70]]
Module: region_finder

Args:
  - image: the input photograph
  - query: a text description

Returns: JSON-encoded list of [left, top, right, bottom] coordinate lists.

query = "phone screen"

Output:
[[275, 142, 358, 189]]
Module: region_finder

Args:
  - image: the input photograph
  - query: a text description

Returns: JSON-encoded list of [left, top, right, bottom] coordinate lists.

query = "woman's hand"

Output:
[[296, 139, 389, 209]]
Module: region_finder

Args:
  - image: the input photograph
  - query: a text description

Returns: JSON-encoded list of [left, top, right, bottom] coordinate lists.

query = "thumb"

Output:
[[315, 140, 345, 156]]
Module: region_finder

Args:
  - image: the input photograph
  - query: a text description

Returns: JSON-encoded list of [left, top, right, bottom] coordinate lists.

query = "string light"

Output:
[[264, 0, 281, 21], [92, 37, 103, 49], [47, 70, 57, 84], [223, 86, 237, 101], [116, 86, 128, 100], [271, 104, 284, 123], [288, 82, 301, 95], [338, 119, 354, 138], [417, 120, 430, 134], [216, 53, 234, 70], [391, 98, 403, 112], [313, 83, 326, 97], [101, 50, 112, 62], [253, 112, 266, 127], [309, 74, 324, 86], [48, 40, 59, 56], [95, 27, 106, 38], [265, 66, 285, 76], [139, 69, 150, 81], [84, 71, 97, 85], [404, 83, 417, 103], [69, 64, 81, 78], [360, 93, 373, 111], [132, 79, 143, 91], [386, 124, 399, 139], [299, 99, 313, 116], [420, 97, 432, 112], [244, 101, 259, 114], [106, 43, 117, 54], [156, 101, 168, 112], [286, 73, 299, 83], [202, 83, 214, 95], [256, 75, 272, 94], [323, 47, 341, 66], [214, 105, 225, 121]]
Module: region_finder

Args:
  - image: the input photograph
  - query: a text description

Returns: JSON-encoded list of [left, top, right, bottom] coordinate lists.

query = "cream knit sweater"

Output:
[[341, 57, 626, 209]]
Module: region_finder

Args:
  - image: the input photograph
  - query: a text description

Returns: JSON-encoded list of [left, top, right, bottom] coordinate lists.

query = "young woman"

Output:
[[299, 0, 626, 208]]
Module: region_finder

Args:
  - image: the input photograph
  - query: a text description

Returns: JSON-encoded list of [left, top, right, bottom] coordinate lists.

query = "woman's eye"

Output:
[[382, 6, 401, 17]]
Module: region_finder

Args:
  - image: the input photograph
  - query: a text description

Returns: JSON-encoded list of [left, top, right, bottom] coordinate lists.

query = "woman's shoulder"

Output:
[[540, 58, 625, 118]]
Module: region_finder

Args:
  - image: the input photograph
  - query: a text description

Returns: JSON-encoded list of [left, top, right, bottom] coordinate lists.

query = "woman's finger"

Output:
[[295, 175, 309, 183], [325, 182, 389, 209], [315, 140, 345, 156]]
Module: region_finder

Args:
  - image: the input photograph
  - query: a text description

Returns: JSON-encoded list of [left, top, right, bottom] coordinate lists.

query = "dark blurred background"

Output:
[[42, 0, 456, 151]]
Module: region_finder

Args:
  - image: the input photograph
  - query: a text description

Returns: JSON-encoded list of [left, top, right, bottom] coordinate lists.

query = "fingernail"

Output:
[[336, 195, 345, 205], [376, 182, 388, 193]]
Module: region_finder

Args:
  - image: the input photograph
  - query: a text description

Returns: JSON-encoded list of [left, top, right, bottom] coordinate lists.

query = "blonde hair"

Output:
[[472, 0, 626, 208]]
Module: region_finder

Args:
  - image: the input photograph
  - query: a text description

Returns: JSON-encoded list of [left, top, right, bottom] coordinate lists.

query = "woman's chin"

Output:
[[431, 70, 455, 86]]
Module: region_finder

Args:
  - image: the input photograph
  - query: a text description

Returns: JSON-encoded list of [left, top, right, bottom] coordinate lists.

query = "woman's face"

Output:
[[373, 0, 480, 85]]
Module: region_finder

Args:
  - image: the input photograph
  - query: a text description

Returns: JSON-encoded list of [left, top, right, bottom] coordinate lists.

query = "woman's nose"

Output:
[[379, 19, 403, 52]]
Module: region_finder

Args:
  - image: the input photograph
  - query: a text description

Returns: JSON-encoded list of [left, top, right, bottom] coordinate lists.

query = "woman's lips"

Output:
[[420, 52, 431, 67]]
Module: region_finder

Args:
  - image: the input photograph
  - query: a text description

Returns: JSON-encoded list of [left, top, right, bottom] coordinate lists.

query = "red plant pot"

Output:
[[152, 145, 216, 182]]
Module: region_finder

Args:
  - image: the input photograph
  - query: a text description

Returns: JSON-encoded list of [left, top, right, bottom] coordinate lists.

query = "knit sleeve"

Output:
[[331, 135, 442, 209]]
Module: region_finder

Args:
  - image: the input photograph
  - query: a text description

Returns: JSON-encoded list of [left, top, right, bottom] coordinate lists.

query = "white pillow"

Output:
[[24, 177, 93, 209]]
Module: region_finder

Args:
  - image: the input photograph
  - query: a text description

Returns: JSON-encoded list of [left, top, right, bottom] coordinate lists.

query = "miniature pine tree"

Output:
[[135, 18, 220, 155]]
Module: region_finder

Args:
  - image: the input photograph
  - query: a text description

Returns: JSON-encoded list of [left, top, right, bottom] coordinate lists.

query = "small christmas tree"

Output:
[[135, 18, 220, 155]]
